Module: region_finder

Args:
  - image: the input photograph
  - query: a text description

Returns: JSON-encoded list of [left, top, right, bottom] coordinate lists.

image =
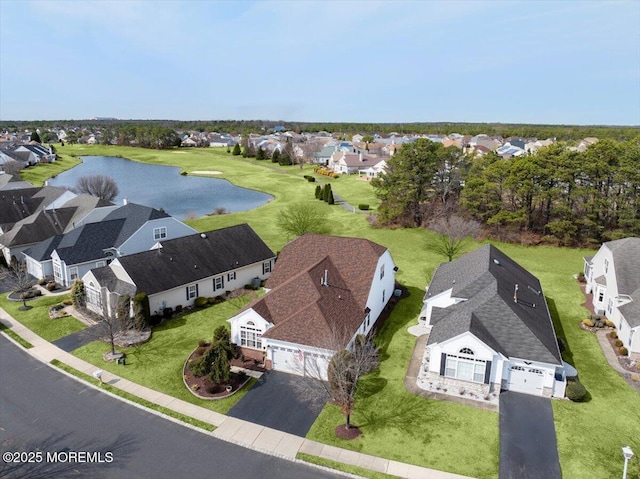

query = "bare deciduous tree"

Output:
[[429, 215, 482, 262], [85, 291, 128, 357], [75, 175, 119, 202], [1, 266, 36, 310], [291, 328, 379, 433]]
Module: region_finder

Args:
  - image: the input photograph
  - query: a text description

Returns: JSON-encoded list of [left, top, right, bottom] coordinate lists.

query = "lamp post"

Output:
[[622, 446, 634, 479]]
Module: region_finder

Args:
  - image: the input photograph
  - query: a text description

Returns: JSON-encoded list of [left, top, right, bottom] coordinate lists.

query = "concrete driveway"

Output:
[[228, 371, 326, 437], [499, 391, 561, 479]]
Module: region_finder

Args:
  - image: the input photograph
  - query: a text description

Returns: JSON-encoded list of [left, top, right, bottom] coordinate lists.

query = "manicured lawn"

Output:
[[41, 145, 640, 478], [0, 294, 85, 342], [20, 152, 82, 187], [72, 294, 259, 415]]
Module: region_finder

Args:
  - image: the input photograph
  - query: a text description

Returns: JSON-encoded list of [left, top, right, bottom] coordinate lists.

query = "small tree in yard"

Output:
[[428, 215, 482, 262], [2, 266, 35, 310], [133, 292, 150, 329], [71, 279, 85, 307], [232, 143, 241, 156], [209, 340, 231, 384], [276, 203, 331, 239], [292, 330, 379, 436], [94, 292, 126, 356]]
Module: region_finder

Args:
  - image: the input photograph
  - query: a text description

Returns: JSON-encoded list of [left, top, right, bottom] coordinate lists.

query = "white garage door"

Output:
[[271, 346, 330, 380], [507, 365, 544, 395], [271, 347, 300, 375]]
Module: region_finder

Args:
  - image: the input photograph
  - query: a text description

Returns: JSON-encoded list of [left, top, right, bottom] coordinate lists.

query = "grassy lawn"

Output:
[[0, 294, 85, 342], [297, 453, 396, 479], [32, 145, 640, 478], [20, 152, 82, 187], [0, 322, 33, 348], [72, 294, 259, 415]]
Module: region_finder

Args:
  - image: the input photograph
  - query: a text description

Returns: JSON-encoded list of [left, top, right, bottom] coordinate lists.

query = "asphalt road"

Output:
[[0, 335, 341, 479]]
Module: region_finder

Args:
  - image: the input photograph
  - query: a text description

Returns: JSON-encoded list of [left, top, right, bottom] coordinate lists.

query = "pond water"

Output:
[[47, 156, 272, 220]]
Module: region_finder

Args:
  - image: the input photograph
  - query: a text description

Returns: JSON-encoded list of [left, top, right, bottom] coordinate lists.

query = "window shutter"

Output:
[[439, 353, 447, 376], [195, 284, 199, 297], [484, 360, 492, 384], [186, 287, 189, 301], [221, 277, 224, 289]]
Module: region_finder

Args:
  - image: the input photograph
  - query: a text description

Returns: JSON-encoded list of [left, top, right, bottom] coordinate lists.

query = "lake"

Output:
[[47, 156, 272, 220]]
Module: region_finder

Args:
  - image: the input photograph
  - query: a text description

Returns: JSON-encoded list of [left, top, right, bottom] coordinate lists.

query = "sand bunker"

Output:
[[191, 170, 223, 175]]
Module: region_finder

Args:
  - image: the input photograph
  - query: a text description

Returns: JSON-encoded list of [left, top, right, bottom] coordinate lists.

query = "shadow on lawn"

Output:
[[375, 286, 422, 361], [547, 296, 575, 366], [357, 395, 437, 439]]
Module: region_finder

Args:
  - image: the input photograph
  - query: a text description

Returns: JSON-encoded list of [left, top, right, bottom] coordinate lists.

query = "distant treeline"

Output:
[[1, 119, 639, 141]]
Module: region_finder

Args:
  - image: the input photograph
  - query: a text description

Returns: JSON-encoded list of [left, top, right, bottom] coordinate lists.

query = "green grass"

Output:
[[0, 322, 33, 348], [297, 453, 396, 479], [0, 294, 85, 342], [50, 359, 216, 431], [72, 295, 259, 415], [44, 144, 640, 478], [20, 152, 82, 187]]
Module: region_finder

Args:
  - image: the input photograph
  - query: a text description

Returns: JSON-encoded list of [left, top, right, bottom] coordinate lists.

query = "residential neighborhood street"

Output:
[[0, 334, 342, 479]]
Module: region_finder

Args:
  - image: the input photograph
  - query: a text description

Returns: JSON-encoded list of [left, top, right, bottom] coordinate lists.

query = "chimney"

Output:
[[321, 270, 329, 287], [359, 152, 363, 162], [123, 198, 128, 205]]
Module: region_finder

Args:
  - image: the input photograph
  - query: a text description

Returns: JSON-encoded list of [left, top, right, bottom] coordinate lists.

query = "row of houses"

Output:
[[4, 176, 636, 398]]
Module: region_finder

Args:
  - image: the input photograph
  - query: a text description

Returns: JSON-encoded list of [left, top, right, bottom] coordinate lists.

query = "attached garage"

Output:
[[507, 365, 545, 395], [270, 345, 331, 380]]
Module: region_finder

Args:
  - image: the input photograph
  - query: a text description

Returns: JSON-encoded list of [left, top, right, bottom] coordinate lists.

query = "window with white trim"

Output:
[[444, 353, 486, 383], [380, 264, 385, 280], [227, 272, 236, 281], [607, 298, 613, 314], [598, 290, 604, 302], [69, 267, 79, 282], [96, 261, 106, 268], [86, 282, 101, 308], [263, 261, 271, 274], [187, 284, 197, 300], [240, 321, 262, 349], [53, 262, 62, 282], [213, 276, 224, 291], [153, 227, 167, 240], [604, 258, 609, 273]]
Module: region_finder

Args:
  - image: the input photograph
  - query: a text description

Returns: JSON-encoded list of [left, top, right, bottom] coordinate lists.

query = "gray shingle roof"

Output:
[[102, 203, 169, 247], [427, 245, 562, 365], [90, 267, 137, 297], [606, 237, 640, 328], [117, 224, 275, 296], [54, 219, 126, 264]]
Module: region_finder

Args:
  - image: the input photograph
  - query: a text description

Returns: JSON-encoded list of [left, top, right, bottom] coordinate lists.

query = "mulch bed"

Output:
[[604, 333, 638, 373], [334, 424, 361, 440], [183, 346, 251, 399]]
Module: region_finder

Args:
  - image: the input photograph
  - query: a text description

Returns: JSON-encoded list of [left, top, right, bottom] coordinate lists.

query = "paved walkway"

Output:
[[0, 307, 472, 479]]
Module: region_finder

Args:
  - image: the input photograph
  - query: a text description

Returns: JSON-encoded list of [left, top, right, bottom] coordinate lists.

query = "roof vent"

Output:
[[493, 259, 501, 265], [194, 264, 197, 269], [200, 233, 207, 239]]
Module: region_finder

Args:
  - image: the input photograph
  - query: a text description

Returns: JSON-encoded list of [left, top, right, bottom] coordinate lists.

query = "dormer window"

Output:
[[153, 227, 167, 240]]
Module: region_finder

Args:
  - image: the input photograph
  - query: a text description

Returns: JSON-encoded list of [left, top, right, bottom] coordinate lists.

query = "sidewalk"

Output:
[[0, 307, 473, 479]]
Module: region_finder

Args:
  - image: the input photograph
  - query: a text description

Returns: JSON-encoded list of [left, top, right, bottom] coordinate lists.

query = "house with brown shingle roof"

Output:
[[328, 151, 387, 176], [228, 234, 397, 379]]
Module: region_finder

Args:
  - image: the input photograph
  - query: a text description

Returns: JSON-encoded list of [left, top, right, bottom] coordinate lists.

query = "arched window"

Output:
[[459, 347, 474, 355]]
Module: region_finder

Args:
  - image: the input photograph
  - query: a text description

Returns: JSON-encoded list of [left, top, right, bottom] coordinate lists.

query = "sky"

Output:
[[1, 0, 639, 125]]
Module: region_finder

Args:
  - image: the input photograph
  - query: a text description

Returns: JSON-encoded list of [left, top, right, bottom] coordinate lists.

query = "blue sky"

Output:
[[1, 0, 639, 125]]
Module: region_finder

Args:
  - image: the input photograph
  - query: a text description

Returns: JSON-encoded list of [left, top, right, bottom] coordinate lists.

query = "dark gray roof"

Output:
[[117, 224, 275, 296], [102, 203, 170, 247], [0, 207, 76, 247], [54, 219, 126, 264], [90, 266, 137, 297], [606, 237, 640, 328], [427, 245, 562, 365], [22, 235, 62, 262]]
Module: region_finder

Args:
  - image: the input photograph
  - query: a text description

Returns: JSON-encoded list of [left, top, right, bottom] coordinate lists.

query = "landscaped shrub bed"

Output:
[[313, 166, 339, 178]]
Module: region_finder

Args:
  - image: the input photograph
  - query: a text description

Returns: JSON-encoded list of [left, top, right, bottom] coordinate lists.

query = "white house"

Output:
[[228, 234, 397, 379], [82, 224, 276, 318], [23, 202, 195, 287], [328, 151, 386, 176], [417, 245, 567, 399], [584, 237, 640, 359]]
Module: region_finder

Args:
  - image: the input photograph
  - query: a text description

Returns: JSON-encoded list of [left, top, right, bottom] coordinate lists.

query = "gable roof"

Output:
[[53, 218, 127, 264], [89, 267, 137, 298], [605, 237, 640, 327], [427, 244, 562, 365], [245, 234, 389, 349], [116, 224, 275, 296], [101, 202, 170, 247]]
